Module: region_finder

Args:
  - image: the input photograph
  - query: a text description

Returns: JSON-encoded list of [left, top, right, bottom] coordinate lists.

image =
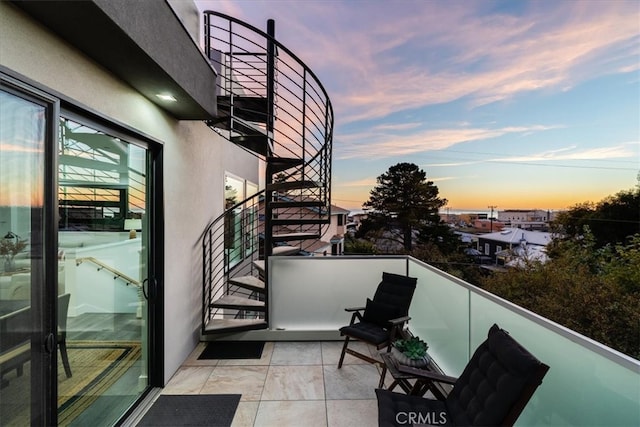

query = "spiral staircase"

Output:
[[201, 12, 334, 335]]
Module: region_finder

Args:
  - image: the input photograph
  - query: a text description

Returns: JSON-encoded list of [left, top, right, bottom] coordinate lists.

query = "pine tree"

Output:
[[363, 163, 447, 251]]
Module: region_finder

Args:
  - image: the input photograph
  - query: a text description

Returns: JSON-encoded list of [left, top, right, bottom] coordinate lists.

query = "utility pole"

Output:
[[488, 205, 497, 232]]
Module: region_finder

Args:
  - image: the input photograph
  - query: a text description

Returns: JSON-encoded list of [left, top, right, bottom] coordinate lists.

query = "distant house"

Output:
[[296, 204, 350, 256], [497, 209, 556, 230], [348, 210, 368, 230], [477, 228, 552, 265], [324, 205, 350, 255], [472, 219, 506, 232]]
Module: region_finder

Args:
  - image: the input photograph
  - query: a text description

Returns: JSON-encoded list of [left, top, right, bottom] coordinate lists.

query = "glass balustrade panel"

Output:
[[269, 256, 406, 331]]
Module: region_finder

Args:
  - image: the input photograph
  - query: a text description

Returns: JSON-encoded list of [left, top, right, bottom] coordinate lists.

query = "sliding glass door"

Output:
[[1, 75, 161, 425], [0, 82, 55, 425], [57, 116, 151, 426]]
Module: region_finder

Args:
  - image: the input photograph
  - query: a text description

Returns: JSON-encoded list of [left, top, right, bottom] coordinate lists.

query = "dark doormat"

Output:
[[138, 394, 241, 426], [198, 341, 265, 360]]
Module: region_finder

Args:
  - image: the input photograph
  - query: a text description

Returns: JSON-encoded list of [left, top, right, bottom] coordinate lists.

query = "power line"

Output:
[[427, 149, 639, 171], [439, 148, 640, 165], [555, 215, 640, 225]]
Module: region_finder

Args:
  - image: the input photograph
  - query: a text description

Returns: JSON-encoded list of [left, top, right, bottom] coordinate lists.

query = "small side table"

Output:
[[379, 351, 434, 396]]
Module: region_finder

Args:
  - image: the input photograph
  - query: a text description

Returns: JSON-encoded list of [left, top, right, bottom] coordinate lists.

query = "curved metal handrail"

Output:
[[203, 11, 333, 104], [201, 12, 334, 332]]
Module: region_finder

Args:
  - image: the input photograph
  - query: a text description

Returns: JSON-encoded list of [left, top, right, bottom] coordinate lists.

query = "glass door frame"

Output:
[[58, 106, 165, 392], [1, 72, 59, 426], [1, 69, 164, 424]]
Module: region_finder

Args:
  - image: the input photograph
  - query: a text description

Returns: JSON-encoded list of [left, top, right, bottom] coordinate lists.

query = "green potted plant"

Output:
[[391, 336, 430, 367]]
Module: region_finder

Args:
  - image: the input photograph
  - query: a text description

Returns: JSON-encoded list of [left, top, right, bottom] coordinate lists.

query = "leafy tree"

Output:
[[410, 242, 484, 284], [343, 235, 377, 254], [481, 228, 640, 359], [551, 187, 640, 249], [601, 234, 640, 294], [363, 163, 447, 251], [418, 221, 462, 255]]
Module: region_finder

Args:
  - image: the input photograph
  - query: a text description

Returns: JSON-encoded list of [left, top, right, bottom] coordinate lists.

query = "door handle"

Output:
[[142, 278, 149, 300], [44, 333, 55, 353], [141, 278, 158, 302]]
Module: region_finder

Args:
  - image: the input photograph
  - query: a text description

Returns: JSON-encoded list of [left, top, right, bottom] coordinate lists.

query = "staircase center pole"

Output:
[[264, 19, 276, 326]]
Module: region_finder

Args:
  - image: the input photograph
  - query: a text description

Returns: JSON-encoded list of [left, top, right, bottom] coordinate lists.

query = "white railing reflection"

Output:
[[269, 255, 639, 426]]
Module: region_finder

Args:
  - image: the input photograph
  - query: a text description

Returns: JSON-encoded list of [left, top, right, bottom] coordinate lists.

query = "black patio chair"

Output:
[[337, 272, 417, 368], [376, 324, 549, 427]]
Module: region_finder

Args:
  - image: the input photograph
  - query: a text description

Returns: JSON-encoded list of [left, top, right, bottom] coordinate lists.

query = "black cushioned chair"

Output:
[[338, 272, 417, 368], [376, 324, 549, 426]]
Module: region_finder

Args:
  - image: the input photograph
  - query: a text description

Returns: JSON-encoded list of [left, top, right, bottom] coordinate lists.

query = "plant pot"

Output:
[[4, 258, 15, 272], [391, 346, 430, 368]]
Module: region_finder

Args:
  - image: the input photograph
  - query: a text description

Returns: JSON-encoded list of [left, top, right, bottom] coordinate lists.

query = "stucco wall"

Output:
[[0, 2, 259, 383]]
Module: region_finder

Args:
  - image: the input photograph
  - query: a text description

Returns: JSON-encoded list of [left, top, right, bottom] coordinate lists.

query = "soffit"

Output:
[[12, 0, 217, 120]]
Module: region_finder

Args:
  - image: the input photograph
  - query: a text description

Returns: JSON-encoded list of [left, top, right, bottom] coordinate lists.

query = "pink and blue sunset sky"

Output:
[[197, 0, 640, 213]]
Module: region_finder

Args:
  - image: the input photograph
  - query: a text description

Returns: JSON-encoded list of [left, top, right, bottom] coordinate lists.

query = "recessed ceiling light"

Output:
[[156, 93, 177, 102]]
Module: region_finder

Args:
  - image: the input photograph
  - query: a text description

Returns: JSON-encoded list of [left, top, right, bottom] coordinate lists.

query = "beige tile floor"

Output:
[[160, 341, 387, 427]]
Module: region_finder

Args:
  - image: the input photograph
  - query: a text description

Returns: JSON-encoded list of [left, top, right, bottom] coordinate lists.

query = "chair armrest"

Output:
[[344, 306, 366, 312], [398, 365, 458, 385], [388, 315, 410, 326]]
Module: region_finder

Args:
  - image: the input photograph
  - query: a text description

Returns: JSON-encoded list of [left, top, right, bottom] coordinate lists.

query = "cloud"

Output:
[[371, 122, 423, 131], [338, 177, 377, 187], [336, 124, 559, 160], [429, 176, 457, 182], [206, 1, 639, 124], [490, 142, 640, 163], [425, 160, 484, 167]]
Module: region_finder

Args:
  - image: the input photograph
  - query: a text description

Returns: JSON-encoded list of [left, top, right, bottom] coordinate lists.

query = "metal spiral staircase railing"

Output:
[[201, 12, 334, 334]]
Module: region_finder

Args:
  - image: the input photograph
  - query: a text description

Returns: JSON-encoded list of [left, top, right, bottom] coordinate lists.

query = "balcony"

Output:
[[143, 256, 640, 426]]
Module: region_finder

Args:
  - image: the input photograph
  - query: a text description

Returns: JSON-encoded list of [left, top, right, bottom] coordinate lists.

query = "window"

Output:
[[224, 174, 259, 266]]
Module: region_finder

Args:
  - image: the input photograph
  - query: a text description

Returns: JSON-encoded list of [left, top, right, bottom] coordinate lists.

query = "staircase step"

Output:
[[206, 116, 231, 130], [231, 134, 269, 156], [218, 95, 268, 123], [270, 200, 325, 209], [267, 180, 320, 191], [267, 157, 304, 174], [210, 295, 265, 311], [204, 318, 268, 333], [231, 116, 267, 136], [272, 218, 329, 226], [229, 275, 265, 293], [272, 232, 320, 242], [272, 245, 300, 256], [209, 115, 266, 138], [253, 260, 265, 274]]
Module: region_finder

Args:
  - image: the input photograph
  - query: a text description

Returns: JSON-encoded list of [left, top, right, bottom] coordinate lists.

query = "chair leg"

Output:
[[338, 336, 351, 368], [59, 340, 72, 378]]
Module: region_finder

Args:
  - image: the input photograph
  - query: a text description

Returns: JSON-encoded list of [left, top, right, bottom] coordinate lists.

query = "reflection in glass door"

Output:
[[57, 117, 149, 425], [225, 175, 245, 268], [0, 88, 48, 425]]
